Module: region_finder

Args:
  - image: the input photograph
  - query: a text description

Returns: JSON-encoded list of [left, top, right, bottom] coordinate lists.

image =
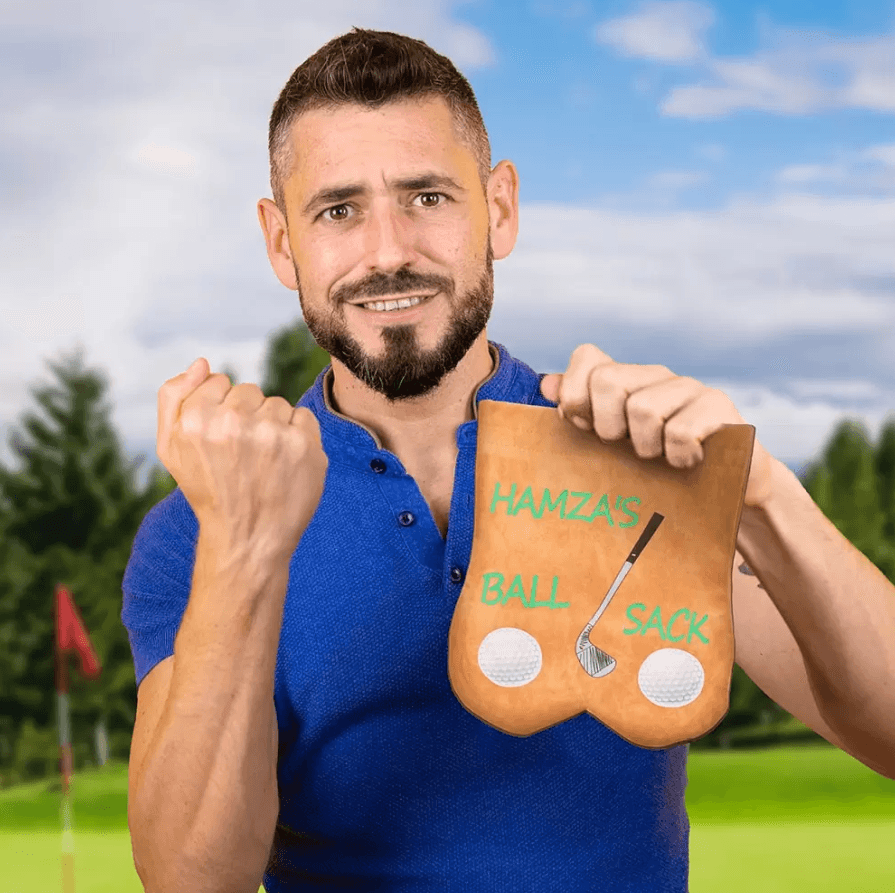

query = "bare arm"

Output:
[[735, 459, 895, 779], [128, 357, 326, 892], [129, 531, 288, 893]]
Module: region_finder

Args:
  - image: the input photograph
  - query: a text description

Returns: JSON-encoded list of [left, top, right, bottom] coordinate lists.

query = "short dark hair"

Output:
[[268, 27, 492, 213]]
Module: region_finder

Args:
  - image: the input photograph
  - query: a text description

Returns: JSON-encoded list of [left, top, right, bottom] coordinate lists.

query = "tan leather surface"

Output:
[[447, 400, 755, 749]]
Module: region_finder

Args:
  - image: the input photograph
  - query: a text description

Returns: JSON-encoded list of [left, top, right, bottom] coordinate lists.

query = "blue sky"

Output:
[[473, 1, 895, 210], [2, 0, 894, 485]]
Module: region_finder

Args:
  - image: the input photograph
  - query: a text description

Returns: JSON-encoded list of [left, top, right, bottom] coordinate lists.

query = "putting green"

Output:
[[689, 820, 895, 891]]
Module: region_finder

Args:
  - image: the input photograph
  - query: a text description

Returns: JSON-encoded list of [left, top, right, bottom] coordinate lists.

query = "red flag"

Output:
[[55, 584, 101, 681]]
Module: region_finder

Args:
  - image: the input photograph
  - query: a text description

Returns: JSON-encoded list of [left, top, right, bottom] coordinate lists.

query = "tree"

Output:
[[801, 418, 895, 580], [261, 319, 331, 406], [873, 417, 895, 565], [0, 344, 162, 779], [0, 344, 150, 558], [701, 415, 895, 749]]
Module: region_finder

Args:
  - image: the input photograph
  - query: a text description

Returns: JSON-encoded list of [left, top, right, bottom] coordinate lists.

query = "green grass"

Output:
[[0, 745, 893, 892], [2, 831, 142, 893], [685, 741, 895, 822]]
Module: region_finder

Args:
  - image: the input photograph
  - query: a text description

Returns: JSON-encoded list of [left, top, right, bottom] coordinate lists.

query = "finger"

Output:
[[624, 376, 705, 461], [555, 345, 615, 420], [222, 382, 267, 413], [288, 406, 322, 446], [580, 364, 676, 440], [157, 358, 210, 454], [539, 373, 562, 405], [662, 389, 740, 468], [262, 397, 313, 436]]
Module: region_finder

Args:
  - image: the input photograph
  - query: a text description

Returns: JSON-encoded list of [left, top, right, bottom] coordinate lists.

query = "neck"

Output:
[[327, 334, 496, 461]]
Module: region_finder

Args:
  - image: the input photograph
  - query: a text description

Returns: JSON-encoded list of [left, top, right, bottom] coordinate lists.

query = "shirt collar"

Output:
[[300, 340, 530, 457]]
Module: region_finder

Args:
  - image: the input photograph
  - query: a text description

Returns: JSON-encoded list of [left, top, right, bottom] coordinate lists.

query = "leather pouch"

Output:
[[447, 400, 755, 749]]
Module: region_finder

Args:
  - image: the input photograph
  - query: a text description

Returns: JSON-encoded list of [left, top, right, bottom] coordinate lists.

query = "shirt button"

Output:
[[450, 567, 464, 584], [398, 511, 415, 527], [370, 458, 386, 473]]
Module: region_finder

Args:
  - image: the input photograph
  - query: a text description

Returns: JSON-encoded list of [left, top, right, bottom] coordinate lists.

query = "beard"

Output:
[[295, 242, 494, 403]]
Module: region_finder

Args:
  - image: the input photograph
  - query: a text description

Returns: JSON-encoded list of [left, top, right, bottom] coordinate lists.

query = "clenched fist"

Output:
[[157, 357, 328, 562]]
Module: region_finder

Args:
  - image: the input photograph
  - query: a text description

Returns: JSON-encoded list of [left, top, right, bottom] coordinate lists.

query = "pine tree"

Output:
[[802, 418, 894, 578], [873, 417, 895, 568], [0, 345, 162, 779], [261, 319, 331, 406]]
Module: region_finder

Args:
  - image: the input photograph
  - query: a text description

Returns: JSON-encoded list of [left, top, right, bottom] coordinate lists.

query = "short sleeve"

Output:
[[121, 487, 199, 688]]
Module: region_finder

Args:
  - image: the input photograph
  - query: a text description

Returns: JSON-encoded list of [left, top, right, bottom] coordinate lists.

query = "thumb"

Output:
[[157, 357, 210, 458], [540, 373, 561, 404]]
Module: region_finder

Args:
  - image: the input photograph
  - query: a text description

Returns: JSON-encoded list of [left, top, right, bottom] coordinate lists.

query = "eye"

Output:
[[415, 192, 448, 208], [320, 204, 352, 222], [318, 193, 450, 224]]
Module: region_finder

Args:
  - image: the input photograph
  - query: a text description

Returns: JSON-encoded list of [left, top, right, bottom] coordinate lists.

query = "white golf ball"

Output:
[[477, 627, 542, 687], [638, 648, 705, 707]]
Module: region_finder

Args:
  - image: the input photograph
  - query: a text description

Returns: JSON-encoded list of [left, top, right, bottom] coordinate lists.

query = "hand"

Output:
[[539, 344, 776, 509], [157, 357, 328, 560]]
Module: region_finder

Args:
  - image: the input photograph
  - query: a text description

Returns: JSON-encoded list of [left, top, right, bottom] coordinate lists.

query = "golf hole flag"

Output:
[[447, 401, 754, 749], [55, 583, 101, 893], [56, 584, 101, 684]]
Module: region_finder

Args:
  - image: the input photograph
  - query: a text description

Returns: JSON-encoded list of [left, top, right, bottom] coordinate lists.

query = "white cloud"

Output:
[[0, 0, 498, 479], [594, 1, 714, 64], [488, 191, 895, 469], [595, 6, 895, 119], [785, 380, 883, 402], [498, 194, 894, 341], [777, 163, 846, 184], [131, 144, 201, 177], [2, 1, 893, 482], [773, 146, 895, 192], [864, 144, 895, 167]]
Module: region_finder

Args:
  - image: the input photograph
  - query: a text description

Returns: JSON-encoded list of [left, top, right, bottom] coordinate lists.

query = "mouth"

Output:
[[350, 292, 438, 318]]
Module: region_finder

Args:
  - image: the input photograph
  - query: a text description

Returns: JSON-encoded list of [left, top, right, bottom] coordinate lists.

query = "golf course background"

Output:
[[3, 334, 895, 891], [1, 742, 893, 892]]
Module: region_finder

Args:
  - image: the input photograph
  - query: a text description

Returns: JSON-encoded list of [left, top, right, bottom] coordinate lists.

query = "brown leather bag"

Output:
[[448, 400, 755, 749]]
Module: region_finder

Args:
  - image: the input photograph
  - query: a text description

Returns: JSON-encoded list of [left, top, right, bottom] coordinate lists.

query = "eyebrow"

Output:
[[301, 173, 467, 217]]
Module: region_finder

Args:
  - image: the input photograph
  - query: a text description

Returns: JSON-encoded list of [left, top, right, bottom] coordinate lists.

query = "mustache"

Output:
[[335, 270, 453, 303]]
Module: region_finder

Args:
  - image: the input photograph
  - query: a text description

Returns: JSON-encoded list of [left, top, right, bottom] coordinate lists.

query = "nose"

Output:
[[363, 199, 418, 273]]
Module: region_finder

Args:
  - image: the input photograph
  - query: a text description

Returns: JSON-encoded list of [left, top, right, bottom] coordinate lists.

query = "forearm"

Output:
[[132, 531, 288, 893], [736, 458, 895, 773]]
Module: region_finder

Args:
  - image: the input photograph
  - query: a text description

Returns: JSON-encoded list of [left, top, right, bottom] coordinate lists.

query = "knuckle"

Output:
[[177, 406, 206, 437], [254, 416, 283, 446], [624, 392, 653, 418], [265, 394, 292, 412], [591, 365, 619, 389], [664, 422, 691, 451]]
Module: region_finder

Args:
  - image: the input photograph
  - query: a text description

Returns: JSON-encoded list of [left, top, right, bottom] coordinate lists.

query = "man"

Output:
[[122, 27, 895, 893]]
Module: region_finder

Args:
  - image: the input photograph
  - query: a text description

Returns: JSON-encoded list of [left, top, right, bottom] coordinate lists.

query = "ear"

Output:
[[257, 198, 298, 290], [487, 160, 519, 261]]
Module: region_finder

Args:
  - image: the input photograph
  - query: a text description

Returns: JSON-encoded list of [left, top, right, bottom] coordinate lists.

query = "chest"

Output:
[[403, 460, 455, 540]]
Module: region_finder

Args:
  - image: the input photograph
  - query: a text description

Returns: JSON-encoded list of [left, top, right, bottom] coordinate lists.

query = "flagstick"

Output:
[[54, 582, 101, 893], [56, 633, 76, 893]]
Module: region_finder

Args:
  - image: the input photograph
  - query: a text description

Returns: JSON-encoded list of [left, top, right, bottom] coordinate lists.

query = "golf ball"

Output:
[[638, 648, 705, 707], [477, 627, 542, 687]]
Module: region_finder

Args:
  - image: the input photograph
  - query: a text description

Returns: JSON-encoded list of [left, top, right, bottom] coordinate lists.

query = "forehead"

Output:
[[284, 96, 474, 193]]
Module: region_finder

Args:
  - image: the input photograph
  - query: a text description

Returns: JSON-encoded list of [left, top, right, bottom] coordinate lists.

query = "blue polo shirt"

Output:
[[122, 340, 689, 892]]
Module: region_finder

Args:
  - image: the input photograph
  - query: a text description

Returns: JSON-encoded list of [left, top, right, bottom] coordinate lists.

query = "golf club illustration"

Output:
[[576, 511, 665, 678]]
